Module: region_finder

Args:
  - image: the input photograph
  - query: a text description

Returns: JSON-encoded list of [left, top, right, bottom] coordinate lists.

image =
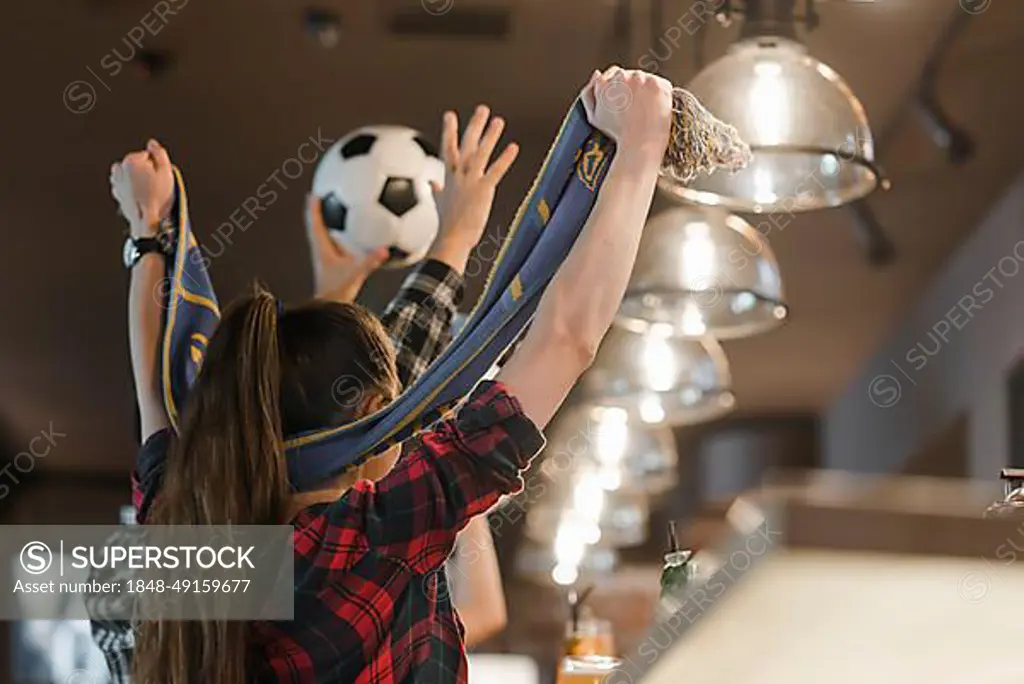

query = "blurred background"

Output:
[[2, 0, 1024, 682]]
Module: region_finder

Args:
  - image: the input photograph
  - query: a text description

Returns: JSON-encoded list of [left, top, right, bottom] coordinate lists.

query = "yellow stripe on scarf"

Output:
[[538, 198, 551, 225], [510, 276, 523, 301]]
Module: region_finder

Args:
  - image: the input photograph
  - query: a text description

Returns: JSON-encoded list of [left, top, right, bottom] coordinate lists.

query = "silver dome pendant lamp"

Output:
[[619, 203, 787, 341], [580, 326, 735, 428], [662, 0, 888, 214]]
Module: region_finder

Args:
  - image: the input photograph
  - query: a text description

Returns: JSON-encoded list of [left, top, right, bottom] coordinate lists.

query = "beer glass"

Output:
[[556, 655, 624, 684], [563, 617, 615, 657]]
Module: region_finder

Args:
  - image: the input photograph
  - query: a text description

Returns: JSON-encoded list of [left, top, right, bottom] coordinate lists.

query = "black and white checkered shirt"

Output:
[[380, 258, 464, 388], [91, 259, 465, 683]]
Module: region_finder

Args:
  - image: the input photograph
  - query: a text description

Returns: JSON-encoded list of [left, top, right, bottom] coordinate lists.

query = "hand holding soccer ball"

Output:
[[308, 110, 518, 277], [310, 126, 445, 269], [306, 194, 390, 303]]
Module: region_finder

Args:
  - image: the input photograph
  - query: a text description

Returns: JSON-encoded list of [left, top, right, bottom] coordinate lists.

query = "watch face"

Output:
[[123, 238, 139, 268]]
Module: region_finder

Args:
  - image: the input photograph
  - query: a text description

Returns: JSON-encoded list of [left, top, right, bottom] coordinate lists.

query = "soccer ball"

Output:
[[312, 125, 445, 268]]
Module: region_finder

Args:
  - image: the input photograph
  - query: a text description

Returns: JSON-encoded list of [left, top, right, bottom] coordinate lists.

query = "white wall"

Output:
[[825, 172, 1024, 478]]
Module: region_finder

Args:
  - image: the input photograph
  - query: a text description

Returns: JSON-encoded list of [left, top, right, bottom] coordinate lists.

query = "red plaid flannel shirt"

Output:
[[121, 260, 546, 683], [131, 382, 543, 683]]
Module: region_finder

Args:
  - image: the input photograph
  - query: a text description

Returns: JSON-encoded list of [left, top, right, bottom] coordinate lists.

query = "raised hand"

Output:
[[306, 194, 390, 303], [110, 138, 175, 238], [580, 66, 673, 161], [428, 106, 519, 268]]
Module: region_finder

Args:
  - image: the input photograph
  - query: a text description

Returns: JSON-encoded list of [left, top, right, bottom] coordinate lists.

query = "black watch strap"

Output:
[[124, 236, 167, 269], [135, 237, 163, 254]]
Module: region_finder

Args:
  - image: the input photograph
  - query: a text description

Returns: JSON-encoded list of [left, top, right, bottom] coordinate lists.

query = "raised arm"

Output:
[[497, 67, 673, 428], [374, 106, 519, 640], [351, 71, 671, 571], [111, 139, 176, 443]]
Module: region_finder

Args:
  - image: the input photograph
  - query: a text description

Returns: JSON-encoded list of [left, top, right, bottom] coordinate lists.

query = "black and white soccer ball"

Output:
[[312, 126, 445, 268]]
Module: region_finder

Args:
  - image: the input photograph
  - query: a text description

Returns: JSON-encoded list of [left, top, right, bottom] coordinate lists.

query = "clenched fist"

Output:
[[580, 66, 673, 161], [110, 138, 175, 238]]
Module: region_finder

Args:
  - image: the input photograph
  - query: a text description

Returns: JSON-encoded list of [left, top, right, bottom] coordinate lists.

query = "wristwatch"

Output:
[[123, 217, 174, 269], [122, 236, 166, 269]]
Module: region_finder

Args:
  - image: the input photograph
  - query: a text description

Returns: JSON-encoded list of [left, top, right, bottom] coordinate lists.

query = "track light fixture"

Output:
[[914, 10, 975, 165], [304, 7, 341, 48], [915, 94, 975, 166], [133, 49, 173, 79], [848, 200, 895, 268]]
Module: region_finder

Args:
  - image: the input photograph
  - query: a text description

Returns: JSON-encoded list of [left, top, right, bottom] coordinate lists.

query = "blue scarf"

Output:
[[162, 99, 614, 492]]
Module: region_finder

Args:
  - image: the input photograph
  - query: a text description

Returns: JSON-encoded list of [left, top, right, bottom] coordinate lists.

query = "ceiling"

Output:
[[1, 0, 1023, 474]]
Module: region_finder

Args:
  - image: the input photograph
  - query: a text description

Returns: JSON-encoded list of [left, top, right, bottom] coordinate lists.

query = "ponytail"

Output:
[[134, 285, 288, 684]]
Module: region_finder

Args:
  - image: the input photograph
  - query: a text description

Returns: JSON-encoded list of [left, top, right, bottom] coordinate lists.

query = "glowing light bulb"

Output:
[[560, 509, 603, 545], [552, 563, 579, 586], [642, 332, 677, 390], [639, 394, 665, 424], [679, 302, 707, 337], [680, 221, 717, 286], [555, 525, 586, 566], [573, 475, 606, 521], [751, 60, 788, 145], [754, 60, 782, 77], [597, 464, 622, 491], [819, 154, 839, 177], [599, 406, 628, 422], [595, 412, 628, 464], [731, 291, 756, 314], [581, 521, 602, 545], [650, 323, 674, 338], [752, 168, 778, 206]]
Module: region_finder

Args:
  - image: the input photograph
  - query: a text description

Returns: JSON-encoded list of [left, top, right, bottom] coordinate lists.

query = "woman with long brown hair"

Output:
[[112, 66, 673, 683]]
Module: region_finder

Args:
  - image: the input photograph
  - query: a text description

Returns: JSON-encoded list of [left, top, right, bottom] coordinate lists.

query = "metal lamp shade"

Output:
[[663, 37, 883, 213], [514, 540, 619, 587], [580, 327, 734, 427], [619, 205, 787, 339], [525, 464, 651, 585], [526, 488, 651, 549], [543, 404, 679, 495]]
